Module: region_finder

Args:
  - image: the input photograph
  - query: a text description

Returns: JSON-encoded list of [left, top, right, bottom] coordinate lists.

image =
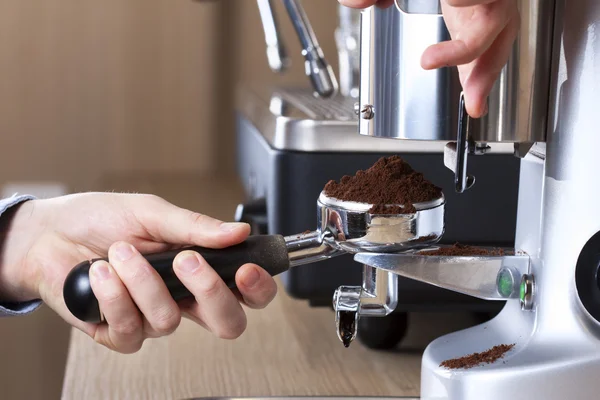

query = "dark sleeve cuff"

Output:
[[0, 300, 43, 317], [0, 194, 43, 317]]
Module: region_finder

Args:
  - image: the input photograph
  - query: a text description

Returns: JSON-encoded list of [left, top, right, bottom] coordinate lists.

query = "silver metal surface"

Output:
[[335, 6, 361, 98], [317, 192, 444, 253], [256, 0, 289, 73], [354, 250, 530, 301], [281, 0, 338, 98], [358, 1, 554, 144], [420, 1, 600, 398], [332, 286, 361, 346], [254, 0, 338, 97], [236, 86, 517, 153], [360, 266, 398, 316], [284, 230, 343, 267], [395, 0, 441, 14], [332, 266, 398, 347], [282, 191, 445, 266]]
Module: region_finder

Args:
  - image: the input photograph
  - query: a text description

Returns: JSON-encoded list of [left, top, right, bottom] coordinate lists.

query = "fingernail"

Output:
[[483, 101, 489, 116], [91, 262, 111, 281], [220, 222, 247, 232], [242, 268, 260, 288], [177, 253, 201, 273], [115, 242, 135, 262]]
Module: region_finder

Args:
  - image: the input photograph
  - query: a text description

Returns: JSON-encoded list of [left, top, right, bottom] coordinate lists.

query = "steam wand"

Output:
[[255, 0, 338, 98]]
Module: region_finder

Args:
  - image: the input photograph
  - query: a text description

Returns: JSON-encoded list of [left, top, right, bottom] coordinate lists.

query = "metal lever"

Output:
[[257, 0, 290, 73], [282, 0, 338, 98], [444, 92, 476, 193]]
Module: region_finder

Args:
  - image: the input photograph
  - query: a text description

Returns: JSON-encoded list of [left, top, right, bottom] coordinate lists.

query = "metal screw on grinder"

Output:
[[360, 104, 374, 120]]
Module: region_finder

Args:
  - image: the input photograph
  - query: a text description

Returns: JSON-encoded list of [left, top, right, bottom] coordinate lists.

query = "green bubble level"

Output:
[[497, 269, 514, 298]]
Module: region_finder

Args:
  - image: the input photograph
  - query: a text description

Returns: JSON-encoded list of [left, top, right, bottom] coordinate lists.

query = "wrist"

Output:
[[0, 198, 42, 303]]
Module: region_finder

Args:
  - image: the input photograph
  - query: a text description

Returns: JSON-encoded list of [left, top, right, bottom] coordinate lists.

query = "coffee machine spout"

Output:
[[332, 266, 399, 348]]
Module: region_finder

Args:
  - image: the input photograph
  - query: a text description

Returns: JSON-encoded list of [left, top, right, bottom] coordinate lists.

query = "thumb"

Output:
[[131, 195, 251, 248]]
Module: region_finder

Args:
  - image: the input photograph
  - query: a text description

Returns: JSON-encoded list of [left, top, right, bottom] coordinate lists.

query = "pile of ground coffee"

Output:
[[323, 156, 442, 214], [419, 243, 509, 256], [440, 344, 515, 369]]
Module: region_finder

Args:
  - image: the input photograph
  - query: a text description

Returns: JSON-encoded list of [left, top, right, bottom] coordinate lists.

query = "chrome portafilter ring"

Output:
[[316, 191, 445, 253]]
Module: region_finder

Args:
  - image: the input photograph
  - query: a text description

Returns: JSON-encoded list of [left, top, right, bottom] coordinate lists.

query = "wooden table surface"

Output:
[[61, 173, 474, 400]]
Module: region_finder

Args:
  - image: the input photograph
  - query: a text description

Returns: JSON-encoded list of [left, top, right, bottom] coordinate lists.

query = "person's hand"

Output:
[[421, 1, 519, 118], [338, 0, 520, 118], [0, 193, 277, 353], [338, 0, 394, 9]]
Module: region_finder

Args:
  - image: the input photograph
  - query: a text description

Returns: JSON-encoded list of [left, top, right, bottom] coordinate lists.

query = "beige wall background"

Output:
[[0, 1, 340, 399], [0, 0, 339, 191]]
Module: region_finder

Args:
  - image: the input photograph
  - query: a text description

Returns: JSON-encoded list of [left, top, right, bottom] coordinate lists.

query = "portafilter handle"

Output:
[[63, 235, 292, 324], [63, 231, 340, 324]]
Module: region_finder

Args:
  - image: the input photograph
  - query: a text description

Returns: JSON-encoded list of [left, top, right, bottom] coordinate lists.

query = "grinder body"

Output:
[[355, 1, 600, 399]]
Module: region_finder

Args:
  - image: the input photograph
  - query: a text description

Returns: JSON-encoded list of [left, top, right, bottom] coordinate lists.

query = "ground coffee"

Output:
[[440, 344, 515, 369], [323, 156, 442, 214], [419, 243, 509, 256]]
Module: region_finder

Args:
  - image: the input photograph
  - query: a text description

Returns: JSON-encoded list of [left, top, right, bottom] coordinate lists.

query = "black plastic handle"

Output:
[[63, 235, 290, 323]]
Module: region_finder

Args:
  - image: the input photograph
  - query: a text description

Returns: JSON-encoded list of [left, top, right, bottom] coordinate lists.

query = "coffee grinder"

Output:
[[327, 0, 600, 398], [234, 0, 520, 349]]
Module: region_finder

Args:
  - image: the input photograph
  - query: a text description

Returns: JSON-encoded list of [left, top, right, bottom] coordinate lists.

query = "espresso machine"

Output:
[[242, 0, 600, 398], [234, 0, 519, 349]]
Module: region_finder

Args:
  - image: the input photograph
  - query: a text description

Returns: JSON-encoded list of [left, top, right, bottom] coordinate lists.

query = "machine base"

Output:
[[421, 301, 600, 400]]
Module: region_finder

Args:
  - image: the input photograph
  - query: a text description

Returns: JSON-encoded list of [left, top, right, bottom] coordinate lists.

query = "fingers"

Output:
[[421, 1, 514, 70], [131, 195, 250, 249], [88, 241, 184, 353], [173, 251, 247, 339], [88, 260, 144, 353], [234, 264, 278, 309], [338, 0, 378, 8], [107, 242, 181, 338], [461, 13, 519, 117], [338, 0, 394, 8]]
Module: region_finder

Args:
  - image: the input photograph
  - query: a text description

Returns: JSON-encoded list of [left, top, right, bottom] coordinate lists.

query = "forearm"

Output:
[[0, 194, 42, 316]]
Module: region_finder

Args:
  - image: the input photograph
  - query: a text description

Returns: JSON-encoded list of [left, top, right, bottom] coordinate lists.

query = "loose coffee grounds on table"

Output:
[[440, 344, 515, 369], [418, 243, 510, 256], [323, 156, 442, 214]]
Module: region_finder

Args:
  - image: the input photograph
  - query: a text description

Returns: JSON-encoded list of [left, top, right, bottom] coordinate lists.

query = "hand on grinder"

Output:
[[0, 193, 277, 354], [338, 0, 520, 119]]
